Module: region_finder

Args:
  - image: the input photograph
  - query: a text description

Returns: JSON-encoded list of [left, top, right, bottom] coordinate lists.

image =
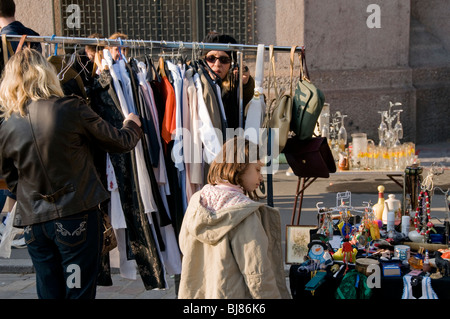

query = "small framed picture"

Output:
[[285, 225, 317, 264]]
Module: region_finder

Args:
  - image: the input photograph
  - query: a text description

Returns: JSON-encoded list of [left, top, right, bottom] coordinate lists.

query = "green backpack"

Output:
[[335, 270, 372, 299], [291, 48, 325, 141]]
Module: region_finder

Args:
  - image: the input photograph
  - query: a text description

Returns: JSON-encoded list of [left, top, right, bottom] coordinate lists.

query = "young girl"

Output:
[[178, 136, 291, 299]]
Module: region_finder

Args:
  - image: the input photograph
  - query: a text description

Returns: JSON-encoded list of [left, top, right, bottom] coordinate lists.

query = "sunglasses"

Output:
[[205, 55, 232, 64]]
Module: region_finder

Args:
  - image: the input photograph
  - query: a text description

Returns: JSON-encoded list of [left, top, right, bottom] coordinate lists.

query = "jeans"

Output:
[[24, 208, 103, 299]]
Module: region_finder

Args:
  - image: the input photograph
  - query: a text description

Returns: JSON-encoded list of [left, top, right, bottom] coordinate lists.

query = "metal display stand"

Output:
[[290, 170, 405, 226]]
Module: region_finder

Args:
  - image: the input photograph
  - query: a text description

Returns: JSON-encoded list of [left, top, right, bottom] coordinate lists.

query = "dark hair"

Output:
[[201, 31, 237, 61], [0, 0, 15, 18]]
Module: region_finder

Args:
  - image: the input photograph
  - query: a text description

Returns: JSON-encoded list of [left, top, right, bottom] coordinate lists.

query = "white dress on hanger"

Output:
[[193, 72, 222, 164], [183, 68, 203, 200]]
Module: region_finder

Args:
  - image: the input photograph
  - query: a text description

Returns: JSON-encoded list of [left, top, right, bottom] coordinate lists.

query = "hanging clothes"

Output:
[[105, 50, 183, 278], [167, 60, 188, 213], [89, 50, 253, 288], [193, 61, 226, 139], [192, 72, 222, 164], [90, 60, 168, 290], [102, 49, 158, 216], [130, 57, 182, 275], [183, 67, 203, 201], [159, 57, 177, 146]]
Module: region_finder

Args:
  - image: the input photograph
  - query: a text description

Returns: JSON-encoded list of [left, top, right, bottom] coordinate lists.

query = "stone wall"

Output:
[[256, 0, 450, 144], [14, 0, 54, 36]]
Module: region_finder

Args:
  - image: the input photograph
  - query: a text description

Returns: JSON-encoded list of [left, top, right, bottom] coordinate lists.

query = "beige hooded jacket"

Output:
[[178, 190, 291, 299]]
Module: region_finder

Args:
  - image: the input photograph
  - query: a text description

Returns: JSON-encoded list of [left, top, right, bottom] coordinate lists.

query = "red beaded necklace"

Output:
[[414, 190, 433, 235]]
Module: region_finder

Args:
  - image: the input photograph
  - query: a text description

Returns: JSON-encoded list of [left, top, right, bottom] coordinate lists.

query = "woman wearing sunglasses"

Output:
[[201, 32, 255, 130]]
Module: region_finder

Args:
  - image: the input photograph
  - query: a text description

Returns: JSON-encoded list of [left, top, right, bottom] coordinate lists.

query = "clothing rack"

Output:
[[4, 34, 303, 53], [5, 34, 305, 207]]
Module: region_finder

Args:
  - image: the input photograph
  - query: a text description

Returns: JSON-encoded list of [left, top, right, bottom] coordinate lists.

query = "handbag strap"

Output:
[[267, 45, 278, 102], [289, 46, 296, 96], [268, 45, 297, 102], [15, 35, 27, 53], [298, 47, 311, 82]]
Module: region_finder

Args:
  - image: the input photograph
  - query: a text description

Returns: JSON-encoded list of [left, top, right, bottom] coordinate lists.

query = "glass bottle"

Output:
[[337, 115, 347, 152], [394, 110, 403, 140], [372, 185, 387, 222], [378, 111, 387, 147]]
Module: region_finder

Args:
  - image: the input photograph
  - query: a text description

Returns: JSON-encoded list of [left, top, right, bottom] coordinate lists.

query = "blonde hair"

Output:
[[207, 136, 261, 200], [0, 48, 64, 119]]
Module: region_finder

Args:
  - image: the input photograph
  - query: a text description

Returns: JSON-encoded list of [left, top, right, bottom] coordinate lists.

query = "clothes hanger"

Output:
[[57, 44, 78, 81], [74, 49, 91, 81], [54, 38, 67, 79], [144, 42, 160, 83]]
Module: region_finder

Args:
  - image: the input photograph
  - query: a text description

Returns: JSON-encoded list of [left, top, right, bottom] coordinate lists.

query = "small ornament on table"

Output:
[[307, 234, 334, 270], [422, 249, 431, 273], [342, 235, 355, 274]]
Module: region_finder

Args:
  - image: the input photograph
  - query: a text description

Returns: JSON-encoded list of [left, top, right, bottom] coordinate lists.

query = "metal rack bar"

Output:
[[4, 34, 304, 53]]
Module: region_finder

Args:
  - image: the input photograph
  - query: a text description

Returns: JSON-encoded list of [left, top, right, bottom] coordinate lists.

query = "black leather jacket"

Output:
[[0, 96, 142, 226]]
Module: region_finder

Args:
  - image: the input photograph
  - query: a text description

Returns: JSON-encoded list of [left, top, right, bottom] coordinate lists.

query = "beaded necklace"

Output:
[[414, 190, 433, 235]]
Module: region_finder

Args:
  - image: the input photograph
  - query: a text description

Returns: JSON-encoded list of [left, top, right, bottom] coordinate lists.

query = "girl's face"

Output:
[[205, 50, 232, 80], [240, 161, 263, 193]]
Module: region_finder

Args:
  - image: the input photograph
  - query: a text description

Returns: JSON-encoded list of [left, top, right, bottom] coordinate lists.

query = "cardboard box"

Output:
[[382, 263, 401, 277]]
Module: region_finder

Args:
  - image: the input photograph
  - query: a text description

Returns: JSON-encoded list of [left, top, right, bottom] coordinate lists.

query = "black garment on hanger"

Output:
[[125, 60, 172, 229], [129, 58, 160, 167], [90, 69, 167, 289]]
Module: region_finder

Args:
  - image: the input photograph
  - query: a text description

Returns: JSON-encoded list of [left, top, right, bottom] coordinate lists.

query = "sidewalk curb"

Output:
[[0, 258, 34, 274]]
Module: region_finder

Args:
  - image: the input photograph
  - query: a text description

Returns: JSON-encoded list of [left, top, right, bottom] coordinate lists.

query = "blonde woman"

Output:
[[0, 48, 142, 299], [178, 136, 291, 299]]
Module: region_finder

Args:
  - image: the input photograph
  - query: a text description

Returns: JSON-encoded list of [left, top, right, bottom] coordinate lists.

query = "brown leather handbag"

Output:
[[283, 137, 336, 178], [102, 214, 117, 255]]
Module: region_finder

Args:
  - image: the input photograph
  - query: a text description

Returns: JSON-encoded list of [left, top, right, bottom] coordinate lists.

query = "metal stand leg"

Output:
[[290, 177, 318, 225]]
